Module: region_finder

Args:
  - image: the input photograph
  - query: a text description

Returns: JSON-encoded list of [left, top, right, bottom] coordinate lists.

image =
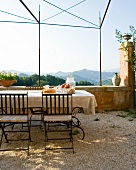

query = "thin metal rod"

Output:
[[0, 9, 35, 22], [19, 0, 41, 86], [43, 0, 99, 27], [0, 20, 100, 29], [19, 0, 39, 23], [42, 0, 87, 22], [100, 0, 111, 28], [41, 22, 99, 29], [99, 12, 102, 86], [133, 42, 135, 107], [39, 5, 41, 86]]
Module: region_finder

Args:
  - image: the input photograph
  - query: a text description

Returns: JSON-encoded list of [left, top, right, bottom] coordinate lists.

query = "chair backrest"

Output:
[[42, 93, 73, 115], [0, 92, 28, 115], [25, 86, 43, 90]]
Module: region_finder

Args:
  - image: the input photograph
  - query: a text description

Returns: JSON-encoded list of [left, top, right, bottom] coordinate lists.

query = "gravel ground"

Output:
[[0, 111, 136, 170]]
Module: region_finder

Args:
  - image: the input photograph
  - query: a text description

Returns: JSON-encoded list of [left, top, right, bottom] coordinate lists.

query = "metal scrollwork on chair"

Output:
[[72, 107, 85, 140]]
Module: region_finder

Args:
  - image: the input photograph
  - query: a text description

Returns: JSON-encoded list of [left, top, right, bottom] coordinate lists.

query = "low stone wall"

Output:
[[0, 86, 134, 112], [76, 86, 134, 112]]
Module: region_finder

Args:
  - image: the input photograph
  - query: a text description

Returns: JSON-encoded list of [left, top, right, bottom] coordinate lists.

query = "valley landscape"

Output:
[[7, 68, 120, 85]]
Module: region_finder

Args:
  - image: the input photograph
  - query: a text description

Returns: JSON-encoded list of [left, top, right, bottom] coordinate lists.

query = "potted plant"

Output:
[[0, 71, 17, 87]]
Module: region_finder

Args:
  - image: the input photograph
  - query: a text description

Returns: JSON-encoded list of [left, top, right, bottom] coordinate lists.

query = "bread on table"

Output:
[[42, 88, 56, 93], [67, 88, 75, 94]]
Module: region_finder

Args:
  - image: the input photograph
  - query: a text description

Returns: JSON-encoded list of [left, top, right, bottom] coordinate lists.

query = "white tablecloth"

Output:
[[0, 90, 97, 114], [28, 90, 97, 114]]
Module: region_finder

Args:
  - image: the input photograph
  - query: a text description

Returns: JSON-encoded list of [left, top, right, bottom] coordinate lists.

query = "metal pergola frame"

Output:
[[1, 0, 112, 86]]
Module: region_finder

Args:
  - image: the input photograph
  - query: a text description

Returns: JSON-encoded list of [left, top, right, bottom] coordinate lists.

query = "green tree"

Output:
[[76, 81, 94, 86], [14, 74, 94, 86], [45, 74, 65, 86]]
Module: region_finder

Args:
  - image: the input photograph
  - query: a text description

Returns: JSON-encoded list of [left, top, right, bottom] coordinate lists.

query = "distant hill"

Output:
[[46, 69, 117, 85], [18, 73, 29, 77], [3, 70, 35, 77], [5, 69, 118, 85]]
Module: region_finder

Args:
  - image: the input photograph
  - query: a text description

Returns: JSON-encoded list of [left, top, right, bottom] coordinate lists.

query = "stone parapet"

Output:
[[76, 86, 133, 112], [0, 86, 25, 90], [0, 86, 133, 113]]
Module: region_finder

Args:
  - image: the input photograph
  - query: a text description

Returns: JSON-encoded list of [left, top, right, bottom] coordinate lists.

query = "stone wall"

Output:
[[76, 86, 133, 112], [0, 86, 133, 113]]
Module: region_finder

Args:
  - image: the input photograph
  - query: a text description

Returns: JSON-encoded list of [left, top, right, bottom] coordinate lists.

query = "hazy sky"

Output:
[[0, 0, 135, 74]]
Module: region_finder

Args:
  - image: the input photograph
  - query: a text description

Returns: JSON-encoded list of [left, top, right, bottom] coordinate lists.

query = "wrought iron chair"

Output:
[[26, 86, 54, 128], [25, 86, 44, 128], [42, 93, 74, 153], [25, 86, 43, 90], [0, 92, 31, 156], [72, 107, 85, 140]]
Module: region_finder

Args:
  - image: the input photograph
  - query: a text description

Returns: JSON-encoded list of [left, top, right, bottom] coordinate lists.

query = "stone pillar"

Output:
[[119, 41, 134, 87]]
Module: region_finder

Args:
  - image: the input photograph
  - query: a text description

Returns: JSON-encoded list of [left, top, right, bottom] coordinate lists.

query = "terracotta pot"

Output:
[[0, 80, 17, 87], [123, 34, 132, 41]]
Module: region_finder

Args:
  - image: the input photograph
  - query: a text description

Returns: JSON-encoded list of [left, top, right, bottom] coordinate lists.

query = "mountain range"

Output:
[[7, 68, 119, 85], [47, 69, 119, 85]]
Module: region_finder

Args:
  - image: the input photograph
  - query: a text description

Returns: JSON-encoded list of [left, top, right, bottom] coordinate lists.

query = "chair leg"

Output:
[[27, 121, 32, 142], [0, 122, 31, 156], [44, 122, 48, 151], [27, 121, 32, 156], [0, 124, 8, 148], [70, 121, 74, 154], [27, 139, 30, 156]]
